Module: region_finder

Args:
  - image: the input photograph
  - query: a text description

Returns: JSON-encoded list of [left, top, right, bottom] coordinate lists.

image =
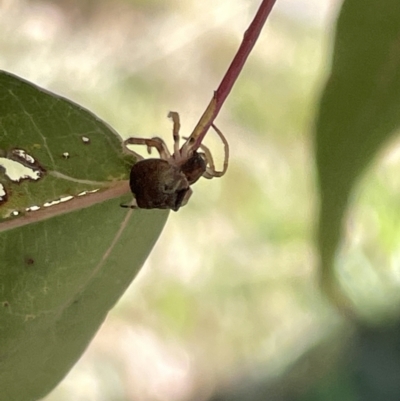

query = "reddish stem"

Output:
[[190, 0, 277, 149]]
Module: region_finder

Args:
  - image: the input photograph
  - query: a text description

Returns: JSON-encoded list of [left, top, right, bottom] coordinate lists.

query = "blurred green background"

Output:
[[5, 0, 400, 400]]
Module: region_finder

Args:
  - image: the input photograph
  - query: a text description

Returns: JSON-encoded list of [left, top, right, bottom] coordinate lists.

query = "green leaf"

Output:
[[315, 0, 400, 310], [0, 71, 169, 401], [0, 71, 136, 219]]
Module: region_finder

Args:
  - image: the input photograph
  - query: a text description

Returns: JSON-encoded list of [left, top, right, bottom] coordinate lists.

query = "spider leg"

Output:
[[196, 142, 218, 179], [168, 111, 182, 161], [124, 137, 171, 160], [206, 123, 229, 177], [181, 137, 219, 179], [182, 136, 217, 179], [183, 124, 229, 179], [123, 146, 144, 161], [179, 136, 196, 162], [120, 198, 138, 209], [148, 136, 171, 158]]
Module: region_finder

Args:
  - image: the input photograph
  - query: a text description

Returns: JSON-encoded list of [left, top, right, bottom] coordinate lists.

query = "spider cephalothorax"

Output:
[[122, 112, 229, 211]]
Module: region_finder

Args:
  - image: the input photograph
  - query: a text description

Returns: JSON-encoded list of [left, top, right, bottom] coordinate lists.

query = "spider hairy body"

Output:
[[129, 158, 190, 211], [123, 112, 229, 211]]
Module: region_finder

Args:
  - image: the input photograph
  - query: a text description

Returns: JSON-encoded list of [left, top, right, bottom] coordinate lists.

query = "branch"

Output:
[[188, 0, 277, 150]]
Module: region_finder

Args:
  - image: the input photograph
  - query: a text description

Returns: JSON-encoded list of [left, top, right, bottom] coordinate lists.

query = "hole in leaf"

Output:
[[43, 199, 61, 207], [0, 183, 6, 203], [0, 157, 43, 182], [26, 205, 40, 212], [77, 189, 99, 196], [10, 149, 36, 164], [43, 195, 74, 208], [60, 195, 73, 202]]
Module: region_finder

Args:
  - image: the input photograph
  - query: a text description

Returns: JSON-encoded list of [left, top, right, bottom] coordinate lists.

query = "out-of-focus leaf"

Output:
[[315, 0, 400, 310], [0, 71, 169, 401]]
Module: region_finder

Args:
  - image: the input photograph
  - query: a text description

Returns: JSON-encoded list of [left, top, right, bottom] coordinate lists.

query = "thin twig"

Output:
[[188, 0, 277, 150]]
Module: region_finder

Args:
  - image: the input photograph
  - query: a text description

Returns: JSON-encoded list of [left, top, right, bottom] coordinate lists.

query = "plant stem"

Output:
[[189, 0, 277, 150]]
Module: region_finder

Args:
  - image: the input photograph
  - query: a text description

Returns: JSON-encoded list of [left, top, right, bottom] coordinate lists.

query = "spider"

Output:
[[122, 111, 229, 211]]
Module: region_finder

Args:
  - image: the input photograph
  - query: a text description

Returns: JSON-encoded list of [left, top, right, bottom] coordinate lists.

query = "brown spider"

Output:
[[122, 112, 229, 211]]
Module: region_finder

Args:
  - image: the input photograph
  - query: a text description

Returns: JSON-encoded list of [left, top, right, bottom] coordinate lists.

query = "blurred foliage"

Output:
[[232, 14, 322, 140], [3, 0, 400, 400], [315, 0, 400, 320]]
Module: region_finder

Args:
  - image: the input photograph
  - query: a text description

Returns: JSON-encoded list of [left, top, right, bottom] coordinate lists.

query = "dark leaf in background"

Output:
[[315, 0, 400, 309]]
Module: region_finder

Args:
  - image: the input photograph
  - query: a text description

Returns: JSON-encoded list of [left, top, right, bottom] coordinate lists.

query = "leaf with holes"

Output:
[[0, 71, 168, 401], [315, 0, 400, 309]]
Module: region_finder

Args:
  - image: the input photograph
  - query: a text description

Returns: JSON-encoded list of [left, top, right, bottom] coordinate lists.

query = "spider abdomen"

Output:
[[129, 158, 190, 211]]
